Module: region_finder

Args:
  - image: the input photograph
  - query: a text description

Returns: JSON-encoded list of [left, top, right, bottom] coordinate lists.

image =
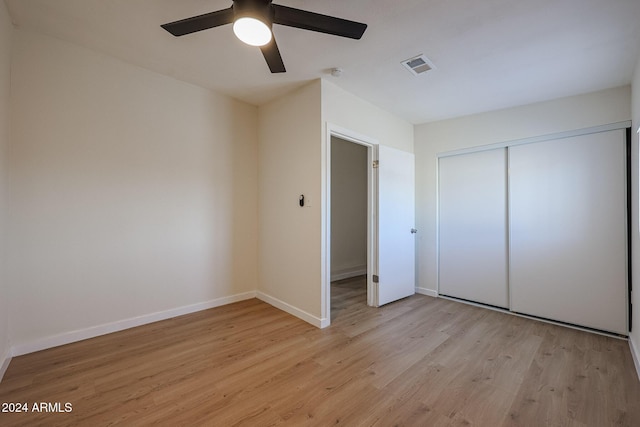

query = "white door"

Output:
[[377, 145, 416, 306], [509, 130, 628, 335], [438, 148, 509, 308]]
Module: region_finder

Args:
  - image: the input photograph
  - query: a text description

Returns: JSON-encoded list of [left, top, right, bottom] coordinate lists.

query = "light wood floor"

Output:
[[1, 276, 639, 426]]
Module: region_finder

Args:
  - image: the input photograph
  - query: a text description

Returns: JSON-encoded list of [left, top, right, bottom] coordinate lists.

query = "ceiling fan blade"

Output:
[[260, 37, 286, 73], [161, 7, 234, 36], [272, 4, 367, 40]]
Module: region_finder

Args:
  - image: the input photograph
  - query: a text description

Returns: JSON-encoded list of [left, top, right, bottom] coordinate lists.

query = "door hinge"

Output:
[[373, 275, 379, 283], [373, 160, 379, 169]]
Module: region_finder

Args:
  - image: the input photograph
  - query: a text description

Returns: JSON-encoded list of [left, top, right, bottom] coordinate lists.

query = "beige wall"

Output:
[[631, 59, 640, 372], [8, 30, 258, 352], [415, 86, 632, 295], [257, 80, 323, 323], [0, 0, 12, 373], [331, 136, 367, 279]]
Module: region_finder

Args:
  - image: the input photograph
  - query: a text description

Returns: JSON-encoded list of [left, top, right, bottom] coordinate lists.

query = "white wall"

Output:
[[257, 80, 323, 324], [331, 136, 367, 280], [415, 86, 632, 296], [8, 29, 258, 353], [631, 59, 640, 377], [321, 80, 414, 153], [0, 0, 12, 377]]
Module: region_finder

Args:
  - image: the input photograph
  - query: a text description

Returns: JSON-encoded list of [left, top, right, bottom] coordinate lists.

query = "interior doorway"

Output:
[[322, 125, 378, 326], [330, 136, 369, 320], [330, 137, 368, 282]]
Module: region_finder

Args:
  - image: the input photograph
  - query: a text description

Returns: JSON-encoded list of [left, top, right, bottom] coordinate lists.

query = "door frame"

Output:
[[322, 123, 379, 326]]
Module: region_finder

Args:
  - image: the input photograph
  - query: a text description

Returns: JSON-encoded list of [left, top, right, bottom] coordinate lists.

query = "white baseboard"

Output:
[[257, 291, 329, 329], [0, 348, 11, 383], [416, 287, 438, 298], [10, 291, 257, 357], [331, 265, 367, 282], [630, 335, 640, 382]]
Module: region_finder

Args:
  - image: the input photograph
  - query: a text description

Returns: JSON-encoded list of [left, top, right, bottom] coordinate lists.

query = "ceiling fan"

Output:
[[161, 0, 367, 73]]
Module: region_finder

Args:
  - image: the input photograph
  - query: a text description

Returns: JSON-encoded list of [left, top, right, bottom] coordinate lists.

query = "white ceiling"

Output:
[[5, 0, 640, 124]]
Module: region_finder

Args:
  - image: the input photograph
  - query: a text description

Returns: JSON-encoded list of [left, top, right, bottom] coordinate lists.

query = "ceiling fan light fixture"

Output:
[[233, 17, 272, 46], [161, 0, 368, 73]]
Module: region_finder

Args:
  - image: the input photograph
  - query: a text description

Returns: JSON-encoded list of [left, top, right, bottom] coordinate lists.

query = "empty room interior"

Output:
[[1, 0, 640, 425]]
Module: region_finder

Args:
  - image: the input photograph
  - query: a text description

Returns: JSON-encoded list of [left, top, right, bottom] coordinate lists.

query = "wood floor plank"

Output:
[[1, 276, 639, 426]]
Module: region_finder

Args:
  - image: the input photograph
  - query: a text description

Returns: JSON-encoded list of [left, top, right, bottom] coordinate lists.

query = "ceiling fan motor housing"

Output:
[[233, 0, 274, 25]]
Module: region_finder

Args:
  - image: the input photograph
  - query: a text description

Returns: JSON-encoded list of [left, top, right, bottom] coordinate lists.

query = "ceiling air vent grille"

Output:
[[402, 54, 435, 76]]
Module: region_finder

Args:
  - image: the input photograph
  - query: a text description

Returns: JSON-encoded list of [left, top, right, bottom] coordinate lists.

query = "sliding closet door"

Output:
[[439, 148, 509, 308], [509, 130, 627, 335]]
